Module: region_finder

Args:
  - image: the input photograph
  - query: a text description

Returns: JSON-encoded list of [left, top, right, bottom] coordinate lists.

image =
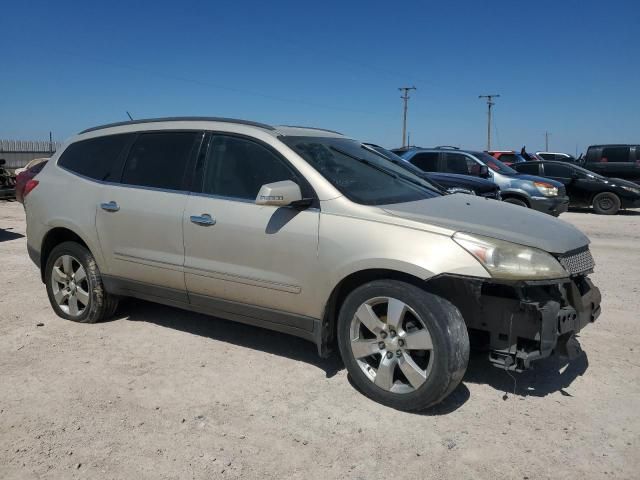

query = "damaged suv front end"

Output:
[[428, 236, 601, 370]]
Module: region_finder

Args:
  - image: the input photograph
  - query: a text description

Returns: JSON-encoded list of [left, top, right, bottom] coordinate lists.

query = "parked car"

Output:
[[536, 152, 578, 163], [487, 150, 528, 166], [394, 147, 570, 216], [25, 117, 601, 411], [0, 159, 16, 199], [15, 157, 49, 176], [363, 143, 501, 199], [583, 144, 640, 183], [513, 160, 640, 215], [16, 160, 48, 204]]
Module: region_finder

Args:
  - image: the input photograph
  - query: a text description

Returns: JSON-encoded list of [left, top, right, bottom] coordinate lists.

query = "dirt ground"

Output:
[[1, 200, 639, 480]]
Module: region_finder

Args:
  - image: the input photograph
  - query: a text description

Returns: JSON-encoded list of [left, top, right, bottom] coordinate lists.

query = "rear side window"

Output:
[[544, 163, 573, 178], [410, 152, 439, 171], [539, 153, 554, 160], [601, 146, 630, 163], [201, 135, 298, 200], [515, 163, 540, 175], [121, 132, 199, 190], [58, 134, 131, 181]]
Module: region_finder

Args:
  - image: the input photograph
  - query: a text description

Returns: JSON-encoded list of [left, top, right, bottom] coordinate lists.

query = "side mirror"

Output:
[[479, 165, 490, 178], [256, 180, 304, 207]]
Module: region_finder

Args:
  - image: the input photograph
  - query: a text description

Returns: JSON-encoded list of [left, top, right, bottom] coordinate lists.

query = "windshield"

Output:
[[471, 151, 518, 175], [280, 136, 442, 205]]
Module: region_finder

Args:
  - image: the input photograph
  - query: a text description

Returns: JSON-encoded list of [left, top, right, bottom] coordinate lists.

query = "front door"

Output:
[[183, 134, 320, 328], [96, 131, 202, 301]]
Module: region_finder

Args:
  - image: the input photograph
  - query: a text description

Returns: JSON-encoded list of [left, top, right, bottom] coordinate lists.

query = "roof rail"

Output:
[[79, 117, 276, 134], [277, 125, 344, 136], [434, 145, 459, 150]]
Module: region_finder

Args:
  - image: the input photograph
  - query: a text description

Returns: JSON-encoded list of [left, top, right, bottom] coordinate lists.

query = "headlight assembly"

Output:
[[446, 187, 476, 195], [534, 181, 558, 197], [620, 185, 640, 195], [453, 232, 569, 280]]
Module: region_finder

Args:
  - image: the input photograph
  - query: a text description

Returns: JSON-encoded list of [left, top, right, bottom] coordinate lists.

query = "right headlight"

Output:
[[453, 232, 569, 280], [534, 181, 559, 197]]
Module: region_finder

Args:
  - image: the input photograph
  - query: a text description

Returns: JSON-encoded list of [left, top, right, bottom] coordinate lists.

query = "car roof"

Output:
[[587, 144, 637, 148], [78, 117, 346, 139]]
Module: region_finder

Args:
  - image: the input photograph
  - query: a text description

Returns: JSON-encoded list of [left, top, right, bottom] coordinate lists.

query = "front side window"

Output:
[[121, 132, 198, 190], [201, 135, 298, 200], [444, 153, 480, 175], [601, 147, 630, 163], [281, 136, 440, 205], [544, 163, 573, 178], [58, 134, 132, 181], [515, 163, 540, 175]]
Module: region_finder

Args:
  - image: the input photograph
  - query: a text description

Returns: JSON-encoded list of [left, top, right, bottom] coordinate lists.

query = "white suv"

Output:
[[24, 117, 601, 410]]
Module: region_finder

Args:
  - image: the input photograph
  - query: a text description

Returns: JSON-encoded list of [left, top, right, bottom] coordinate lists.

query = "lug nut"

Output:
[[378, 341, 385, 350], [386, 351, 393, 359], [389, 330, 397, 338], [396, 350, 402, 357], [398, 339, 405, 347], [380, 331, 388, 339]]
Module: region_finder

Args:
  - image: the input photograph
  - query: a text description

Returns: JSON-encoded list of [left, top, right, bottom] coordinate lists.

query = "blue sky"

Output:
[[1, 0, 638, 154]]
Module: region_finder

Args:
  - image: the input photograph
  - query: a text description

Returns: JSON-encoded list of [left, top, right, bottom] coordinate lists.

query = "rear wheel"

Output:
[[45, 241, 118, 323], [503, 197, 528, 208], [592, 192, 620, 215], [337, 280, 469, 411]]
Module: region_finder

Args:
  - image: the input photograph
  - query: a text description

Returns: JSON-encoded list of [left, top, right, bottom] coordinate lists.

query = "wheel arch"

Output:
[[39, 227, 93, 282], [319, 268, 433, 357], [500, 191, 530, 207]]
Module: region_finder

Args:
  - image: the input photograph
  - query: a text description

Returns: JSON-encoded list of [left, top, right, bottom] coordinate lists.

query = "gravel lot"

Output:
[[1, 200, 639, 480]]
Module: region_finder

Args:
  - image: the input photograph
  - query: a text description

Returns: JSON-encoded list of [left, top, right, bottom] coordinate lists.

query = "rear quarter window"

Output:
[[57, 134, 132, 181]]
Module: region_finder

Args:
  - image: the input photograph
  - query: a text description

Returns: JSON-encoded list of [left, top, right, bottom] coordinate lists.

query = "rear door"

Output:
[[592, 146, 632, 178], [95, 131, 203, 301], [183, 133, 320, 325]]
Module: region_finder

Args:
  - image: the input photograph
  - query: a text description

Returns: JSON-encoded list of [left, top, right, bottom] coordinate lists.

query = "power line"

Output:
[[478, 94, 500, 150], [399, 86, 416, 147]]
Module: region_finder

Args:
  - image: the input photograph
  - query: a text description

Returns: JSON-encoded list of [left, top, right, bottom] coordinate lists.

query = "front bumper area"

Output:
[[426, 274, 601, 371], [530, 195, 570, 216]]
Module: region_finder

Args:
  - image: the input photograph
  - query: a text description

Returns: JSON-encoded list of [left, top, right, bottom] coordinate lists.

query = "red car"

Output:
[[15, 160, 47, 204], [487, 150, 529, 166]]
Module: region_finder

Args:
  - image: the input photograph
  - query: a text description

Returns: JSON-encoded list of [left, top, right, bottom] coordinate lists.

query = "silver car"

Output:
[[24, 117, 601, 410]]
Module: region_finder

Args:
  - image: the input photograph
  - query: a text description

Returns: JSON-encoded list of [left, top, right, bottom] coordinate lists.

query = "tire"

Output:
[[503, 197, 528, 208], [592, 192, 620, 215], [337, 280, 469, 411], [44, 241, 118, 323]]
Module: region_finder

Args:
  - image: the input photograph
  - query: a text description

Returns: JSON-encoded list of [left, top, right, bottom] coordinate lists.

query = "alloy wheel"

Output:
[[50, 255, 90, 317], [349, 296, 434, 394]]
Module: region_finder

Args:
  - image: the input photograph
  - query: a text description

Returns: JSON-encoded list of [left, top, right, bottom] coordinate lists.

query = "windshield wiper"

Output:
[[329, 146, 400, 180]]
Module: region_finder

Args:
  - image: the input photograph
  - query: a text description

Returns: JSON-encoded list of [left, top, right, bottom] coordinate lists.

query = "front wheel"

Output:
[[503, 197, 528, 208], [592, 192, 620, 215], [337, 280, 469, 411]]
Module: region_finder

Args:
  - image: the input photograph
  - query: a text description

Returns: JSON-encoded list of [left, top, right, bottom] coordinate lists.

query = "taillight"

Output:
[[23, 179, 39, 197]]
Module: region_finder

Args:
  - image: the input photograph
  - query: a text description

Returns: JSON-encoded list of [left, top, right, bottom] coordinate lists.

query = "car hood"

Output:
[[607, 177, 640, 189], [512, 174, 565, 187], [425, 172, 497, 190], [381, 194, 589, 254]]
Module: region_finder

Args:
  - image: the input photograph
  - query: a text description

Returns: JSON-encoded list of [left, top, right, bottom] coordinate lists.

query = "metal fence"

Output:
[[0, 139, 61, 170]]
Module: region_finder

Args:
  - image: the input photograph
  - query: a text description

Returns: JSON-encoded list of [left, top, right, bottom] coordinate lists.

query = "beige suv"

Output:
[[24, 117, 601, 410]]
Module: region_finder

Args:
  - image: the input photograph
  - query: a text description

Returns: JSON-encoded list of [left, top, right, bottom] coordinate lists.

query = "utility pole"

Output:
[[399, 86, 416, 147], [544, 131, 551, 151], [478, 94, 500, 150]]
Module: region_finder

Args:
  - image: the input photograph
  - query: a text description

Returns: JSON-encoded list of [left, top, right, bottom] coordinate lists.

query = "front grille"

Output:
[[558, 248, 595, 276]]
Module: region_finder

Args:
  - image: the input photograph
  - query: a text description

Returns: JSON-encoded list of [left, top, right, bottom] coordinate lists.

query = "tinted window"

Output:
[[515, 163, 540, 175], [635, 147, 640, 161], [539, 153, 555, 160], [544, 163, 573, 178], [202, 135, 298, 200], [58, 134, 131, 181], [410, 152, 439, 171], [281, 136, 440, 205], [601, 147, 630, 163], [443, 153, 480, 175], [121, 132, 198, 190]]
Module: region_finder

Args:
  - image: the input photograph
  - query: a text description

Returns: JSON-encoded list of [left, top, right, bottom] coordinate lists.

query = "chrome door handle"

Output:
[[100, 201, 119, 212], [190, 213, 216, 226]]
